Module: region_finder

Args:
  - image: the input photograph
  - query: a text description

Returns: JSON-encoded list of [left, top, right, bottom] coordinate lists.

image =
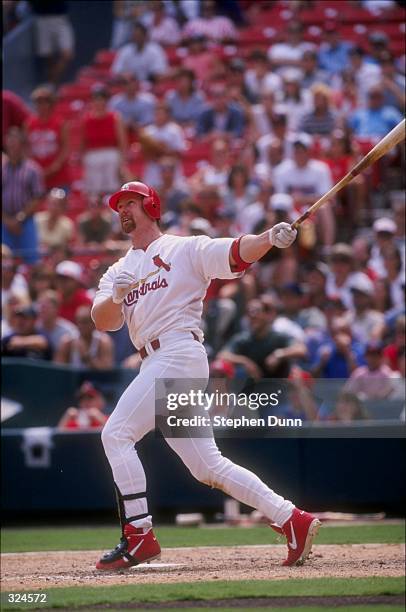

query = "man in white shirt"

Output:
[[273, 133, 335, 247], [111, 22, 168, 82]]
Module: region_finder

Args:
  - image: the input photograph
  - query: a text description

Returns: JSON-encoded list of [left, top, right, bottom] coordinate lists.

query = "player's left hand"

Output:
[[269, 222, 297, 249]]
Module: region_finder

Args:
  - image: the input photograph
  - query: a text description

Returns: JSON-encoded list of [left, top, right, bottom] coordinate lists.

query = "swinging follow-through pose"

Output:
[[91, 180, 321, 570]]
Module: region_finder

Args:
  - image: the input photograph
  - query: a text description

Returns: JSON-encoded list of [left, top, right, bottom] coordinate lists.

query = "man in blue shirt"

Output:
[[109, 74, 156, 130], [318, 22, 352, 76], [348, 86, 403, 138]]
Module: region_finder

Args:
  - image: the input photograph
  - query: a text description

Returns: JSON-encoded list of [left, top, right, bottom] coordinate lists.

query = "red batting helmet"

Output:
[[108, 181, 161, 220]]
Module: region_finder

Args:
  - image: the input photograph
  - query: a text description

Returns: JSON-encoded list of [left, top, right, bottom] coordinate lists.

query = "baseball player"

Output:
[[92, 181, 321, 570]]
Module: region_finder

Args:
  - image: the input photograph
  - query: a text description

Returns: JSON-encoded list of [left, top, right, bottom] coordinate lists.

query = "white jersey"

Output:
[[92, 234, 242, 350]]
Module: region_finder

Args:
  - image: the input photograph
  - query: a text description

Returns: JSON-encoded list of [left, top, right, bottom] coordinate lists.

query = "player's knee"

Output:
[[188, 456, 226, 488]]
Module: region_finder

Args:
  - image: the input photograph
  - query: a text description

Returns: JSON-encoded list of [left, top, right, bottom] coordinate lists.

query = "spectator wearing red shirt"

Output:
[[24, 86, 70, 190], [57, 381, 108, 430], [2, 90, 32, 142], [80, 83, 128, 196], [55, 260, 92, 323], [383, 315, 405, 373]]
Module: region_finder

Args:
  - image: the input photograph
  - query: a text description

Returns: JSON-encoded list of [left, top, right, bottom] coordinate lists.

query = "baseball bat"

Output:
[[291, 118, 405, 229]]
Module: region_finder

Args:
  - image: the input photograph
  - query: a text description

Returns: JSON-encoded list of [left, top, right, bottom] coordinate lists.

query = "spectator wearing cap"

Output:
[[111, 21, 168, 82], [29, 0, 75, 86], [268, 21, 314, 70], [369, 217, 398, 277], [218, 298, 307, 380], [348, 272, 385, 346], [273, 134, 335, 247], [2, 127, 45, 264], [24, 86, 70, 190], [109, 73, 156, 136], [301, 50, 329, 90], [318, 22, 352, 76], [383, 315, 405, 374], [165, 68, 206, 127], [300, 263, 329, 331], [149, 1, 181, 46], [36, 289, 78, 353], [2, 90, 32, 142], [298, 84, 338, 136], [34, 188, 74, 251], [276, 69, 312, 131], [379, 51, 406, 111], [1, 244, 30, 312], [58, 381, 108, 430], [182, 0, 237, 43], [326, 244, 356, 309], [278, 283, 307, 330], [55, 260, 92, 323], [312, 316, 364, 379], [55, 304, 114, 369], [261, 293, 306, 343], [196, 84, 245, 140], [348, 85, 403, 139], [79, 84, 128, 196], [345, 342, 400, 400], [244, 50, 283, 104], [139, 101, 186, 188], [1, 305, 52, 360]]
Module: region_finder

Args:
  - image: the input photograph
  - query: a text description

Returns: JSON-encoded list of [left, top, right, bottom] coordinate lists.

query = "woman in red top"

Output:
[[57, 381, 108, 430], [80, 83, 128, 196], [24, 86, 70, 189]]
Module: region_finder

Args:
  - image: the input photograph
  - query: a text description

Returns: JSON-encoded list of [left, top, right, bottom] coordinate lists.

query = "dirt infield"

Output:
[[2, 543, 404, 591]]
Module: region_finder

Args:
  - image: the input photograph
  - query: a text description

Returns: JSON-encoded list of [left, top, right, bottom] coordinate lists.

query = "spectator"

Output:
[[110, 0, 140, 50], [36, 288, 77, 353], [189, 138, 231, 195], [111, 21, 168, 82], [383, 315, 405, 373], [109, 73, 156, 134], [367, 31, 390, 65], [27, 263, 55, 302], [369, 217, 398, 277], [34, 188, 74, 250], [218, 298, 306, 380], [381, 245, 405, 311], [196, 84, 245, 139], [2, 127, 45, 264], [223, 164, 258, 222], [346, 46, 381, 103], [348, 85, 403, 139], [78, 195, 112, 246], [2, 293, 31, 340], [244, 50, 283, 103], [25, 86, 70, 190], [325, 243, 356, 309], [268, 21, 313, 69], [182, 34, 216, 84], [329, 392, 368, 422], [54, 304, 114, 369], [345, 342, 400, 400], [299, 83, 338, 136], [273, 133, 335, 247], [348, 273, 385, 345], [55, 260, 92, 323], [150, 1, 181, 46], [262, 292, 306, 343], [157, 156, 190, 214], [276, 69, 312, 131], [182, 0, 237, 43], [250, 91, 284, 140], [79, 84, 128, 196], [312, 317, 364, 379], [2, 90, 32, 142], [58, 380, 108, 430], [139, 101, 186, 188], [1, 244, 30, 310], [165, 68, 206, 127], [300, 262, 329, 329], [29, 0, 75, 86], [301, 50, 329, 90], [318, 21, 352, 76], [379, 51, 406, 111], [2, 304, 52, 360]]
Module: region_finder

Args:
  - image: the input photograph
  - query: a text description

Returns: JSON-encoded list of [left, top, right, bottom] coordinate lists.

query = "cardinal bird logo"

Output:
[[153, 254, 171, 272]]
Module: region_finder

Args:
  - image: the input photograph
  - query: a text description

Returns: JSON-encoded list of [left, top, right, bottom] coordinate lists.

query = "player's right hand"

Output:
[[112, 271, 137, 304]]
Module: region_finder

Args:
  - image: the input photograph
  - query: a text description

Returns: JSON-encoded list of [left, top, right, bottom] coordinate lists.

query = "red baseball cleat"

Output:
[[96, 524, 161, 570], [276, 508, 321, 566]]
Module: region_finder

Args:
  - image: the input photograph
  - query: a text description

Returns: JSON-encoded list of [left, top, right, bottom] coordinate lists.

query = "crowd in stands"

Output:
[[2, 0, 405, 422]]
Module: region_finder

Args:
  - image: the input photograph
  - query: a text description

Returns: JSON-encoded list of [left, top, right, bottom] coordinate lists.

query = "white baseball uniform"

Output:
[[92, 234, 294, 528]]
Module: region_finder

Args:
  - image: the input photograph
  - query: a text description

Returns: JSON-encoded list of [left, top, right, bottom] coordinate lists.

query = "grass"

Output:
[[1, 523, 404, 553], [1, 577, 404, 610]]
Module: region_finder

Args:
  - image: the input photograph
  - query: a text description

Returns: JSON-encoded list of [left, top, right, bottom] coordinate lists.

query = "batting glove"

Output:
[[269, 222, 297, 249], [112, 271, 137, 304]]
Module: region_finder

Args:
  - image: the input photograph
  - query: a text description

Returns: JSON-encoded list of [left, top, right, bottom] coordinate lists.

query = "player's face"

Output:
[[117, 194, 145, 233]]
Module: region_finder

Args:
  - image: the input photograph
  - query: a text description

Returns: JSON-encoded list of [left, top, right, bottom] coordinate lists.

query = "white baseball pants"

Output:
[[101, 332, 294, 528]]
